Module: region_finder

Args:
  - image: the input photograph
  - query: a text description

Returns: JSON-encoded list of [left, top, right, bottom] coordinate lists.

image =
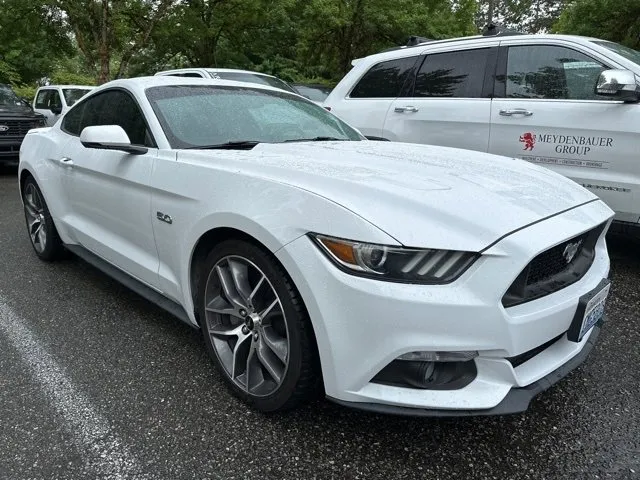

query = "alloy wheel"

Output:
[[23, 183, 47, 254], [204, 255, 290, 397]]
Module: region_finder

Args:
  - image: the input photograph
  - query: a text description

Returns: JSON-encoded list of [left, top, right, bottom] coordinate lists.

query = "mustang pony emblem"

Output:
[[0, 125, 9, 133], [563, 240, 583, 264], [519, 132, 535, 151]]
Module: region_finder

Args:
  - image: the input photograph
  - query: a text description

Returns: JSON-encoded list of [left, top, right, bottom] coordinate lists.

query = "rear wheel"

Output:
[[22, 177, 64, 261], [197, 239, 318, 412]]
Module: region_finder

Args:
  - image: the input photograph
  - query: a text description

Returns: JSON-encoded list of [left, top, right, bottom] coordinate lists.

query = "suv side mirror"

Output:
[[596, 69, 640, 102], [50, 105, 63, 115], [80, 125, 148, 155]]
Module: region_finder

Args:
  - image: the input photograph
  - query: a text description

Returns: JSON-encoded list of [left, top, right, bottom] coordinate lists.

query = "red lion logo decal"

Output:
[[519, 132, 535, 151]]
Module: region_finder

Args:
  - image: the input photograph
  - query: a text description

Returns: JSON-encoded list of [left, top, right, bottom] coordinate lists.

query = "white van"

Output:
[[324, 27, 640, 233]]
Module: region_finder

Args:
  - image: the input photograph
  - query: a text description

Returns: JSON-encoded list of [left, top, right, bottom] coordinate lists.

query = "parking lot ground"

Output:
[[0, 166, 639, 480]]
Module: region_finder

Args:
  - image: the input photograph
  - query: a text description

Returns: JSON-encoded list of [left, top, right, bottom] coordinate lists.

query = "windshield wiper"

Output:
[[185, 140, 260, 150], [282, 136, 347, 143]]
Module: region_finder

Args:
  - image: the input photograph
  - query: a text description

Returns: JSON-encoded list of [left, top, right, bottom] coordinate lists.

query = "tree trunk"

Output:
[[487, 0, 495, 25], [97, 0, 110, 84]]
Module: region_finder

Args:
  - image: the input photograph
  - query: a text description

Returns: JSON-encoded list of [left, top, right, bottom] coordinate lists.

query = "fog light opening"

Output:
[[372, 358, 477, 390], [397, 350, 478, 362]]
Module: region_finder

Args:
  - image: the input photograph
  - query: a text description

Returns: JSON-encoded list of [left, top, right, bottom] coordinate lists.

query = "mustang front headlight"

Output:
[[311, 234, 478, 284]]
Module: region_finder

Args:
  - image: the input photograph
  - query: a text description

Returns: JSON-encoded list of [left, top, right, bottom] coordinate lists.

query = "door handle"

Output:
[[59, 157, 74, 167], [394, 106, 419, 113], [499, 109, 533, 117]]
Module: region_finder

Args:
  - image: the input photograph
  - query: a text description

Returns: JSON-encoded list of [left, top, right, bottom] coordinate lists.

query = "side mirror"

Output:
[[596, 69, 640, 102], [80, 125, 148, 155], [50, 105, 63, 115]]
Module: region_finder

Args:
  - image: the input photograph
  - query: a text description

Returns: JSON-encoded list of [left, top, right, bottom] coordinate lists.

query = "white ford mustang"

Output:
[[18, 76, 613, 415]]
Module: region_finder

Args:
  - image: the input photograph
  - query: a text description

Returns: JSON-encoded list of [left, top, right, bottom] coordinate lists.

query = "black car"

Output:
[[0, 84, 46, 163]]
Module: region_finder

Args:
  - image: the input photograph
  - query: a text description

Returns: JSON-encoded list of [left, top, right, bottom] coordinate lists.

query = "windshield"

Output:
[[294, 86, 332, 102], [62, 88, 92, 106], [146, 85, 363, 149], [594, 41, 640, 66], [208, 71, 298, 94], [0, 85, 23, 106]]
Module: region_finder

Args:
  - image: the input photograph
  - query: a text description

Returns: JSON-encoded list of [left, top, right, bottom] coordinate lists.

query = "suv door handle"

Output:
[[59, 157, 74, 167], [394, 106, 419, 113], [499, 109, 533, 117]]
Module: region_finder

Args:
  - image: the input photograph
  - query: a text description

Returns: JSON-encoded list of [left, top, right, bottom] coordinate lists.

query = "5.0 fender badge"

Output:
[[156, 211, 173, 224]]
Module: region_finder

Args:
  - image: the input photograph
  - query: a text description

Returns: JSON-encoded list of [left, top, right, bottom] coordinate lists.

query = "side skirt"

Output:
[[64, 244, 195, 328]]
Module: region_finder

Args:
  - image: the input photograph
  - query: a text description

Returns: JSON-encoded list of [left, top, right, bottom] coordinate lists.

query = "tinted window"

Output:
[[350, 57, 417, 98], [506, 46, 607, 100], [146, 85, 363, 149], [0, 85, 24, 106], [414, 49, 489, 98], [167, 72, 204, 78], [61, 101, 86, 135], [62, 90, 153, 146]]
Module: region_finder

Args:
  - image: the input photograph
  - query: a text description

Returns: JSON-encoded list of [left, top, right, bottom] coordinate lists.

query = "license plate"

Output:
[[567, 279, 610, 342]]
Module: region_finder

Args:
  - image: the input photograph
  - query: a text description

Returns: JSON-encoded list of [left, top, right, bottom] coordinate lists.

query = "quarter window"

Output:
[[350, 57, 418, 98], [506, 46, 608, 100], [413, 49, 489, 98]]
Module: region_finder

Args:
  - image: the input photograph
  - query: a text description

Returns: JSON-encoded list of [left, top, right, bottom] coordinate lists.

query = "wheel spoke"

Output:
[[208, 323, 244, 340], [206, 295, 240, 318], [231, 333, 252, 380], [227, 259, 252, 306], [24, 200, 38, 218], [37, 227, 47, 248], [259, 298, 280, 319], [256, 337, 283, 384], [245, 342, 264, 393], [215, 264, 248, 312], [261, 326, 288, 363], [28, 218, 41, 236], [248, 275, 266, 302]]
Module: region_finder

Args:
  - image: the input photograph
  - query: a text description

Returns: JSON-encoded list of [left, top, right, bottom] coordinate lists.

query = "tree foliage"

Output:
[[554, 0, 640, 48], [2, 0, 639, 88]]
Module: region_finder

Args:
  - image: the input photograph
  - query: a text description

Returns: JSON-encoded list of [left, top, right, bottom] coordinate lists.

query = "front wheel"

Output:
[[197, 240, 319, 412], [22, 177, 65, 261]]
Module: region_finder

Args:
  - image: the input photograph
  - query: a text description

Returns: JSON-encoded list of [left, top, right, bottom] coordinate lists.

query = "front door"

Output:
[[59, 88, 160, 287], [383, 46, 496, 150], [33, 89, 63, 126], [489, 42, 640, 223]]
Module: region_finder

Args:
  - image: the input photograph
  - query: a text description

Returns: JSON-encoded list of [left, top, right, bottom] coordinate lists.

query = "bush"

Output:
[[11, 84, 37, 103]]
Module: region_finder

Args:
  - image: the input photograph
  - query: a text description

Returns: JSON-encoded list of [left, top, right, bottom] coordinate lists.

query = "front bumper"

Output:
[[276, 199, 613, 414], [0, 137, 22, 160], [329, 320, 603, 416]]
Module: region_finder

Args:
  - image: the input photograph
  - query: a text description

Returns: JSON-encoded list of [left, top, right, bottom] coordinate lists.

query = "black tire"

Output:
[[196, 239, 319, 412], [22, 176, 65, 261]]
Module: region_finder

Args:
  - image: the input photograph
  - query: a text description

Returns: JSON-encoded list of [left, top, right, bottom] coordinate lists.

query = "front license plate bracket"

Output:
[[567, 278, 610, 343]]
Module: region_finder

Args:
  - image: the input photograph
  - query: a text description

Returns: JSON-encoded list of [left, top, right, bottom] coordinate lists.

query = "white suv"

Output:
[[154, 68, 299, 94], [325, 28, 640, 232]]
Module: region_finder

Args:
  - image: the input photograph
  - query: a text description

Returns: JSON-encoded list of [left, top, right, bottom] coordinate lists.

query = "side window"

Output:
[[34, 90, 51, 109], [61, 101, 88, 135], [88, 90, 153, 146], [413, 49, 489, 98], [51, 91, 63, 109], [506, 45, 607, 100], [350, 57, 418, 98]]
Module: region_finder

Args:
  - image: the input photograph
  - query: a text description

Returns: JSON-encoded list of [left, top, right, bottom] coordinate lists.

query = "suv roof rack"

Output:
[[380, 35, 435, 53], [482, 23, 523, 37]]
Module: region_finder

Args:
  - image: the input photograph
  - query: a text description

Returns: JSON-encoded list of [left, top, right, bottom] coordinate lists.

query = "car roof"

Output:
[[156, 68, 280, 79], [38, 85, 96, 89], [357, 33, 603, 63], [93, 75, 300, 96]]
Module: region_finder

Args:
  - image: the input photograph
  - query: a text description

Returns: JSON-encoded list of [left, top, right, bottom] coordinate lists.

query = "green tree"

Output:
[[477, 0, 567, 33], [555, 0, 640, 48], [48, 0, 178, 84], [0, 0, 72, 84]]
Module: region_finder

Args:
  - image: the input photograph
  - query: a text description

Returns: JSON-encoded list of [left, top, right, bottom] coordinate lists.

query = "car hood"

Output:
[[0, 104, 40, 117], [184, 141, 598, 251]]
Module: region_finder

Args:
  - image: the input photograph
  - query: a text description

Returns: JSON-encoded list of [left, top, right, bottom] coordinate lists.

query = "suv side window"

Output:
[[506, 45, 607, 100], [350, 57, 418, 98], [413, 49, 489, 98]]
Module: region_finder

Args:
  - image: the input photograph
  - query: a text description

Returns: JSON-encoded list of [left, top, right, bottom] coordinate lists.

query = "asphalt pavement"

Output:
[[0, 165, 638, 480]]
